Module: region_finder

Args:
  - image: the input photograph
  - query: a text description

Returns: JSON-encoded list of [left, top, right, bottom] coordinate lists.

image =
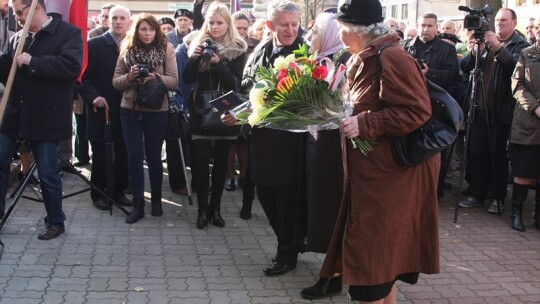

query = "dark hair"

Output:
[[122, 13, 167, 54], [232, 11, 250, 23], [422, 13, 438, 22], [16, 0, 46, 10], [498, 8, 517, 21], [101, 3, 115, 10]]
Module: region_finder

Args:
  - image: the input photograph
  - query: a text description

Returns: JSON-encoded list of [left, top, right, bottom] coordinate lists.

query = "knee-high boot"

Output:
[[511, 183, 529, 232], [535, 183, 540, 230], [209, 195, 225, 227], [196, 195, 208, 229], [151, 192, 163, 216], [126, 199, 145, 224]]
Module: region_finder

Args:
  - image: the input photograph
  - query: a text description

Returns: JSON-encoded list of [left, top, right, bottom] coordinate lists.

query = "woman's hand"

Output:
[[535, 106, 540, 118], [127, 65, 139, 83], [341, 116, 360, 139], [209, 52, 220, 64], [221, 112, 237, 126], [191, 45, 203, 59], [139, 72, 157, 84]]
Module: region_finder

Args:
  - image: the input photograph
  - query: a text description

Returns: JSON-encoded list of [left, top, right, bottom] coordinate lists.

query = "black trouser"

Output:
[[74, 112, 90, 163], [467, 110, 510, 201], [90, 140, 129, 201], [257, 183, 302, 266], [242, 135, 255, 204], [191, 139, 231, 212], [165, 137, 188, 191]]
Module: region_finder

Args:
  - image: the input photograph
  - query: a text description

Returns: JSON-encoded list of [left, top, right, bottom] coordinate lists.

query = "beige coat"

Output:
[[511, 45, 540, 145], [112, 43, 179, 112], [320, 33, 440, 286]]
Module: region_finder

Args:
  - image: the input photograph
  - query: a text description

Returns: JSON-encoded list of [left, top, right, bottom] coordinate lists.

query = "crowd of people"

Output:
[[0, 0, 539, 302]]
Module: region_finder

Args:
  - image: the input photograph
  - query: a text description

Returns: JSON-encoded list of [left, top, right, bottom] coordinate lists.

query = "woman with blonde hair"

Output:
[[113, 13, 179, 224], [183, 1, 247, 229]]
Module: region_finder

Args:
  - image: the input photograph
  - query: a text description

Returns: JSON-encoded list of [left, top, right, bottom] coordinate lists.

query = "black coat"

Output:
[[242, 37, 308, 186], [0, 14, 83, 141], [461, 32, 529, 124], [78, 31, 124, 142], [183, 45, 246, 137], [402, 36, 460, 91]]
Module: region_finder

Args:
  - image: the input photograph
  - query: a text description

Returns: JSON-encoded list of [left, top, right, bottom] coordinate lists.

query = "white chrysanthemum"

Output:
[[273, 55, 294, 70], [248, 111, 262, 126], [249, 87, 267, 109]]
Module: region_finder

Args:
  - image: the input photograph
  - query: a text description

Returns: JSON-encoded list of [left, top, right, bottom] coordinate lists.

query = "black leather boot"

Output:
[[209, 196, 225, 227], [151, 192, 163, 216], [511, 183, 529, 232], [196, 196, 208, 229], [240, 199, 252, 220], [224, 178, 235, 191], [126, 199, 145, 224], [300, 276, 343, 299]]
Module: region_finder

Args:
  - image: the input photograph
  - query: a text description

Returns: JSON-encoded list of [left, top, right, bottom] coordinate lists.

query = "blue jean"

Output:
[[0, 133, 65, 227], [120, 110, 168, 201]]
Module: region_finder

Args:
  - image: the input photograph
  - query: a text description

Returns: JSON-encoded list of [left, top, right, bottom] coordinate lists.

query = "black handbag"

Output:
[[195, 75, 241, 136], [166, 91, 189, 139], [376, 44, 463, 166], [134, 74, 167, 110]]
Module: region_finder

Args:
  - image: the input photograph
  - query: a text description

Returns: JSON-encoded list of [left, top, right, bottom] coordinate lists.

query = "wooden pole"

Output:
[[0, 0, 40, 125]]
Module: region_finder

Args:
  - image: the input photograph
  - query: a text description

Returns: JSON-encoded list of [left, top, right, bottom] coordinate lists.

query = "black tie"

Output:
[[23, 32, 33, 52]]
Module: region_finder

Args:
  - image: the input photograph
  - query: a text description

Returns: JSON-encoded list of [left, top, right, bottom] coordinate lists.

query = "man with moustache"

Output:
[[166, 8, 193, 48], [78, 5, 132, 210], [0, 0, 82, 239]]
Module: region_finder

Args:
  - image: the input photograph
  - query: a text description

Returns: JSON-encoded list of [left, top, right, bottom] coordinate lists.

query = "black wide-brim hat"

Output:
[[335, 0, 384, 26]]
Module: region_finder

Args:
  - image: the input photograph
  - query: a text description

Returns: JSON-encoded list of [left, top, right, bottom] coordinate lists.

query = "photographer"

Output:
[[112, 13, 178, 224], [183, 1, 247, 230], [459, 8, 529, 214], [0, 0, 83, 240]]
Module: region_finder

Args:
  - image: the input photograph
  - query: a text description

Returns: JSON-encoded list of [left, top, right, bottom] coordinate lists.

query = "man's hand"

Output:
[[92, 96, 109, 110], [16, 52, 32, 67], [485, 31, 502, 53], [341, 116, 360, 139]]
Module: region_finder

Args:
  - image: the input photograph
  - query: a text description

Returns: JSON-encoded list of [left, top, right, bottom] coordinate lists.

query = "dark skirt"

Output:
[[348, 272, 419, 302], [510, 143, 540, 179]]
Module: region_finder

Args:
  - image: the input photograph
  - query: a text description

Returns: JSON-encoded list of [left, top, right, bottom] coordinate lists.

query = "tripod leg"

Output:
[[56, 155, 130, 215], [177, 138, 193, 205], [0, 162, 37, 232]]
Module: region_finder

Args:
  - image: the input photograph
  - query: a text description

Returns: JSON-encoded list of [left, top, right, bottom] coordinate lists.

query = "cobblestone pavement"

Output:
[[0, 164, 539, 304]]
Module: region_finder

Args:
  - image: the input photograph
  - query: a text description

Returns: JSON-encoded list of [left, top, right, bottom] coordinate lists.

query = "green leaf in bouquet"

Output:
[[292, 44, 310, 58]]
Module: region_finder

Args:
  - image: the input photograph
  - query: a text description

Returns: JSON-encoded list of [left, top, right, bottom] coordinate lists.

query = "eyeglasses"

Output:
[[15, 5, 29, 17]]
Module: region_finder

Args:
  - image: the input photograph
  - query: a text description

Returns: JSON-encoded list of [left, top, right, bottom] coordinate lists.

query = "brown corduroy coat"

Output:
[[320, 33, 440, 286]]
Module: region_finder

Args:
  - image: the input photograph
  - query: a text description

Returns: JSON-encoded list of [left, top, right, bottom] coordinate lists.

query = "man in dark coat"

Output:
[[459, 8, 529, 214], [78, 5, 131, 210], [402, 13, 460, 199], [0, 0, 83, 240], [239, 1, 307, 276]]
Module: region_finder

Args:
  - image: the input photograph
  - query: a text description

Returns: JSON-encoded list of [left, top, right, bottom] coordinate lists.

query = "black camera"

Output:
[[137, 63, 152, 79], [201, 38, 218, 62], [459, 4, 493, 37]]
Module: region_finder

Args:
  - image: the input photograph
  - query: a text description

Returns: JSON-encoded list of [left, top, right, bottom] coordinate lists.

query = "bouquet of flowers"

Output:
[[237, 44, 375, 155]]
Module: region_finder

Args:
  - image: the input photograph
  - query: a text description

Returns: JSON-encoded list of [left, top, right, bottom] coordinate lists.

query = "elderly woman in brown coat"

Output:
[[304, 0, 440, 302]]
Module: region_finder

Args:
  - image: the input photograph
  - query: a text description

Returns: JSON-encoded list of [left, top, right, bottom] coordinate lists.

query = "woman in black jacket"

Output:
[[183, 1, 247, 229]]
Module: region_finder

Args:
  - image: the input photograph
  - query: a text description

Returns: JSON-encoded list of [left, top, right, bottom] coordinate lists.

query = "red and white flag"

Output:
[[46, 0, 88, 82]]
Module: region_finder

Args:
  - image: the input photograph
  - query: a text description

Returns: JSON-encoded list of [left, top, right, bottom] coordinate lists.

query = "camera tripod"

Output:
[[453, 41, 502, 223], [0, 155, 130, 259]]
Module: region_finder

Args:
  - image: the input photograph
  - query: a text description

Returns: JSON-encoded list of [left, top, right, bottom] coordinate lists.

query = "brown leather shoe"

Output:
[[173, 187, 188, 195], [38, 225, 65, 240]]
